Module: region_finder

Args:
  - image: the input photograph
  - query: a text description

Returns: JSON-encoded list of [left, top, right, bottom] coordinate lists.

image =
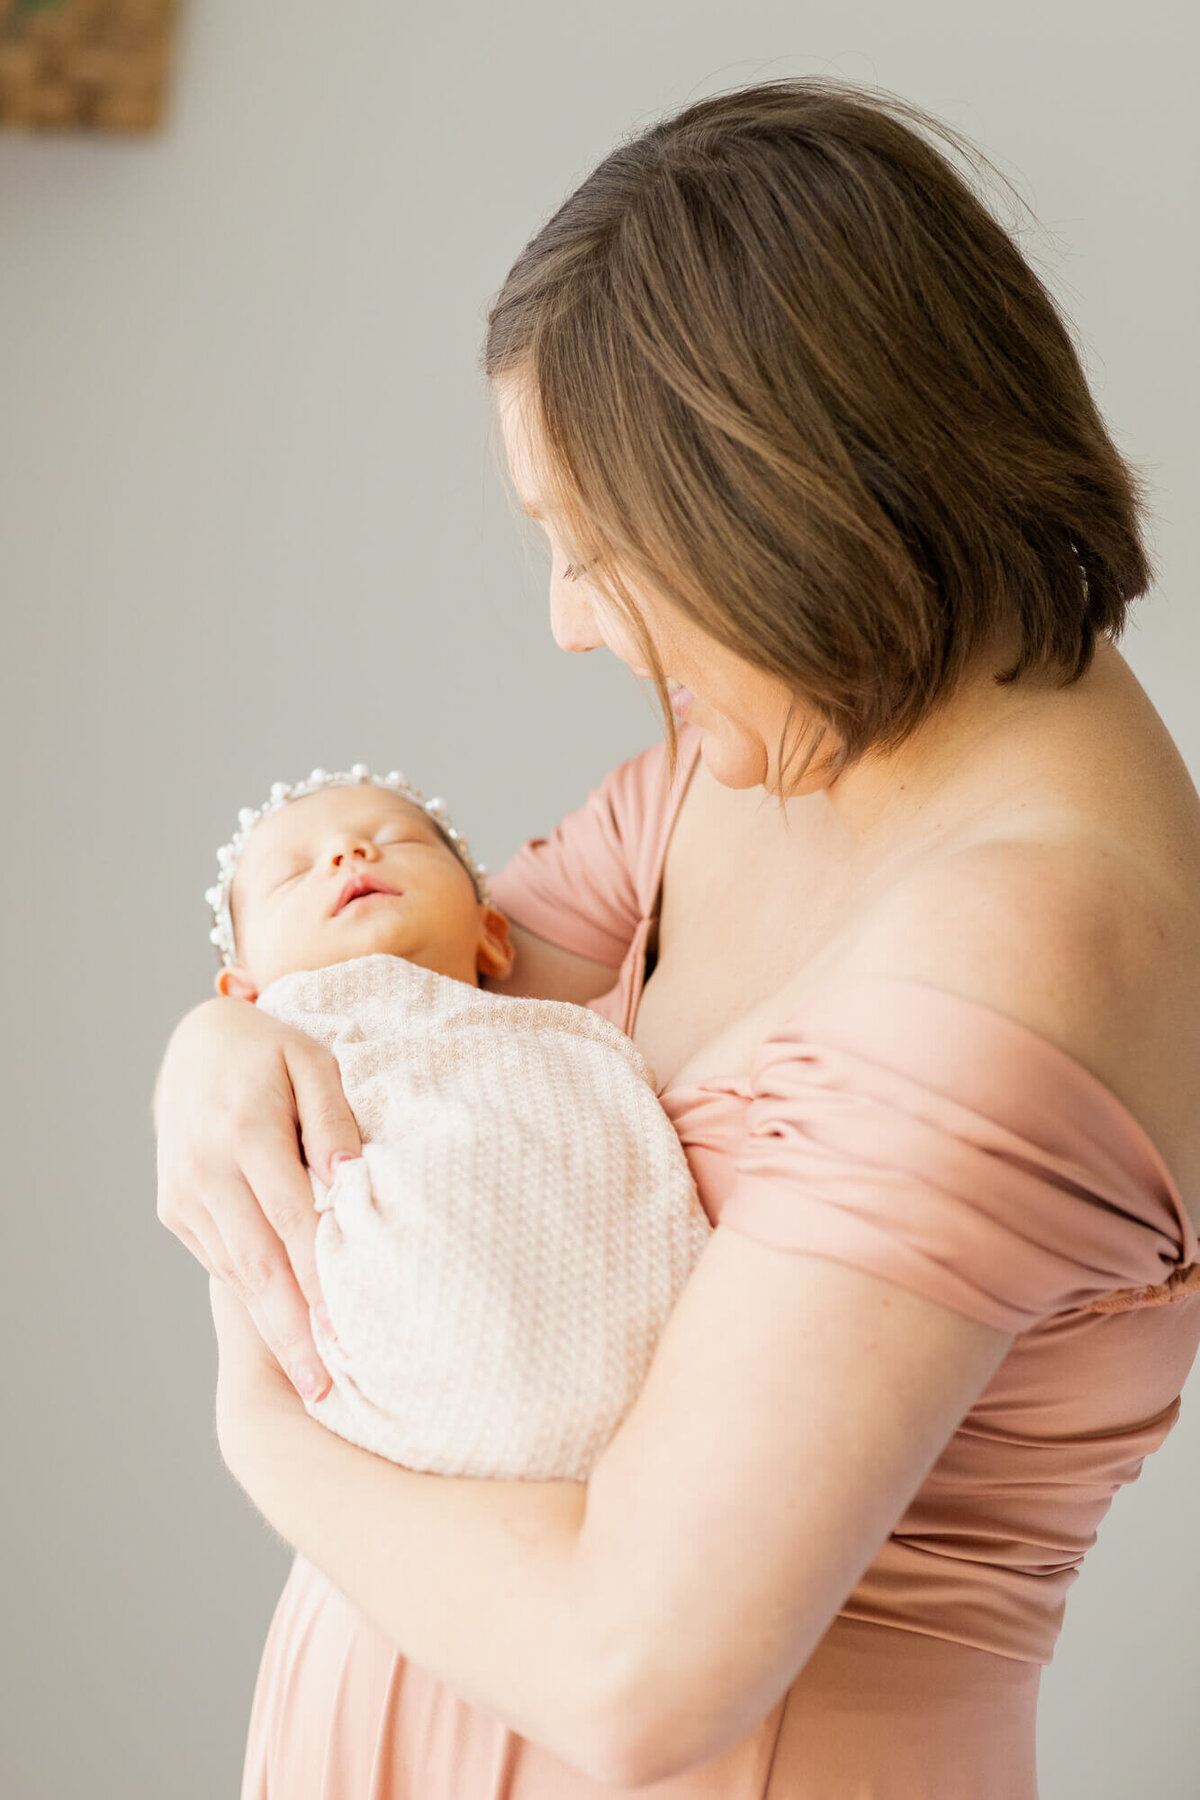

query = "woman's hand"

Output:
[[155, 995, 361, 1399]]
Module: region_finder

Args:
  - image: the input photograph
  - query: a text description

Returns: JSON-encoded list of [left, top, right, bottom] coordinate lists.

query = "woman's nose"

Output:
[[549, 582, 604, 654]]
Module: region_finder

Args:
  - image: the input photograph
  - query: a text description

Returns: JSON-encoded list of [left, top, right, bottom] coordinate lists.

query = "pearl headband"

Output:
[[206, 763, 490, 968]]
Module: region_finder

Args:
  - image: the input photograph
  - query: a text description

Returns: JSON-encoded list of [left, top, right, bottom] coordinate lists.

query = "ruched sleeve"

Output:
[[717, 975, 1198, 1333], [489, 726, 701, 967]]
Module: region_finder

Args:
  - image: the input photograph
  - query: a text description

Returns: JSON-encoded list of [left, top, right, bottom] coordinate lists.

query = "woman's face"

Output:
[[496, 379, 820, 795]]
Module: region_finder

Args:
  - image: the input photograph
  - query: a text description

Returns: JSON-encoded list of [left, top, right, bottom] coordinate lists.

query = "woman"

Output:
[[156, 79, 1200, 1797]]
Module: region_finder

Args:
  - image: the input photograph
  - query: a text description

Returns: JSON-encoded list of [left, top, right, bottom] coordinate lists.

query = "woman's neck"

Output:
[[810, 637, 1120, 853]]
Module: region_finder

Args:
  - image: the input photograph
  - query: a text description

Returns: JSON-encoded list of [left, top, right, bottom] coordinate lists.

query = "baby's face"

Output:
[[217, 785, 512, 999]]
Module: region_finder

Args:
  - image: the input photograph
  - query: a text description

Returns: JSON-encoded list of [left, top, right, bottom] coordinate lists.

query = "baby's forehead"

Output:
[[239, 785, 436, 875]]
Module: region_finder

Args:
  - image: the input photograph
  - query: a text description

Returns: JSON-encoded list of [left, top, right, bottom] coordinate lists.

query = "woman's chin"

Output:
[[696, 721, 771, 791]]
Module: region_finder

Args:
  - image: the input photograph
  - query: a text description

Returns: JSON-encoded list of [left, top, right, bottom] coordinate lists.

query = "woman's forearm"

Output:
[[221, 1398, 627, 1779]]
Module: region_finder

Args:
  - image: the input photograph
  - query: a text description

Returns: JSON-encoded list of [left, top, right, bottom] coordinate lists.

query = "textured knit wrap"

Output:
[[256, 953, 711, 1481]]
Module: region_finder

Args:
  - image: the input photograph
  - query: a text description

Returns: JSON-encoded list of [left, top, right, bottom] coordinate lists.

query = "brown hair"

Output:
[[483, 77, 1153, 787]]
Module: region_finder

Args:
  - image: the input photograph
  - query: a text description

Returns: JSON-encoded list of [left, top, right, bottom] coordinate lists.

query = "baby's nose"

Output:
[[331, 840, 376, 866]]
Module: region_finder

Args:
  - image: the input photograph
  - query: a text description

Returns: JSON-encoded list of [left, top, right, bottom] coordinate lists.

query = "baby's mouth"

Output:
[[334, 875, 403, 915]]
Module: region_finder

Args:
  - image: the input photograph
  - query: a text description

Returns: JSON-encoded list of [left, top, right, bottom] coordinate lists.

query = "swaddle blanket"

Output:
[[256, 953, 712, 1481]]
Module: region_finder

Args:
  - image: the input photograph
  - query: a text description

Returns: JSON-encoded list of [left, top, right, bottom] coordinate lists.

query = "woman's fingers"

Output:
[[194, 1161, 332, 1402], [153, 1000, 355, 1399], [288, 1040, 363, 1185], [240, 1126, 335, 1329]]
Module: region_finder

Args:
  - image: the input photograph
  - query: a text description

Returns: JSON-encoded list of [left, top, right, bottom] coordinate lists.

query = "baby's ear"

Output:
[[476, 906, 516, 981], [216, 965, 259, 1002]]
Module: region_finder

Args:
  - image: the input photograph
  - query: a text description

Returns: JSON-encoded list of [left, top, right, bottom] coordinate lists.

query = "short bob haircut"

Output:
[[483, 77, 1152, 787]]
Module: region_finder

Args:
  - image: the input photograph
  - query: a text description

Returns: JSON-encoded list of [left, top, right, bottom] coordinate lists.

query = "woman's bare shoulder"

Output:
[[839, 810, 1200, 1214], [846, 828, 1174, 1014], [844, 647, 1200, 1057]]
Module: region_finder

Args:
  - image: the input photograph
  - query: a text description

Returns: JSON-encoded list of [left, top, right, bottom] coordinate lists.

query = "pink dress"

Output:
[[242, 724, 1200, 1798]]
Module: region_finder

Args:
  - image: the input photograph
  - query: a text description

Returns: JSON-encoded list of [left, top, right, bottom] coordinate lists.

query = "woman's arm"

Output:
[[483, 919, 623, 1005], [212, 1205, 1011, 1785], [211, 1276, 608, 1768]]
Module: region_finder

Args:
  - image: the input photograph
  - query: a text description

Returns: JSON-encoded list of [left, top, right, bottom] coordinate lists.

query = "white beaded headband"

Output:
[[206, 763, 491, 968]]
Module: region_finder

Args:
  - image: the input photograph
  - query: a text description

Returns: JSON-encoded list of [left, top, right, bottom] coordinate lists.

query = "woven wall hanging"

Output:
[[0, 0, 178, 134]]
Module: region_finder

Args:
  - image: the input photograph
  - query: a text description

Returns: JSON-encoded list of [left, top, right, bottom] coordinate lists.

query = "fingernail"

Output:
[[293, 1364, 321, 1399], [330, 1151, 358, 1169]]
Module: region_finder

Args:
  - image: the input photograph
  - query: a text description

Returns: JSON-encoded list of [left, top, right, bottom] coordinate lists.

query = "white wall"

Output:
[[1, 3, 1195, 1794]]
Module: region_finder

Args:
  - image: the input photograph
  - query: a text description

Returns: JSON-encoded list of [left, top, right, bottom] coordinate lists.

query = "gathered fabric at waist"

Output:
[[242, 1555, 1041, 1800]]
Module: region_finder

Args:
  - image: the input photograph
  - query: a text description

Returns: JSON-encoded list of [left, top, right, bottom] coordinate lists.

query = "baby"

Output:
[[206, 765, 711, 1481]]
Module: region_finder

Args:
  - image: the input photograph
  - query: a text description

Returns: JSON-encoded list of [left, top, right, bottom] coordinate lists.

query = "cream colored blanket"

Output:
[[256, 953, 711, 1481]]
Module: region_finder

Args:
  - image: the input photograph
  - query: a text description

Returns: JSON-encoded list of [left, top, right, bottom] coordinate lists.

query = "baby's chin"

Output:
[[329, 907, 419, 961]]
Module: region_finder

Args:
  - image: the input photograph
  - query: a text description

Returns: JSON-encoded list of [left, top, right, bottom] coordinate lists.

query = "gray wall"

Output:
[[2, 4, 1195, 1795]]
